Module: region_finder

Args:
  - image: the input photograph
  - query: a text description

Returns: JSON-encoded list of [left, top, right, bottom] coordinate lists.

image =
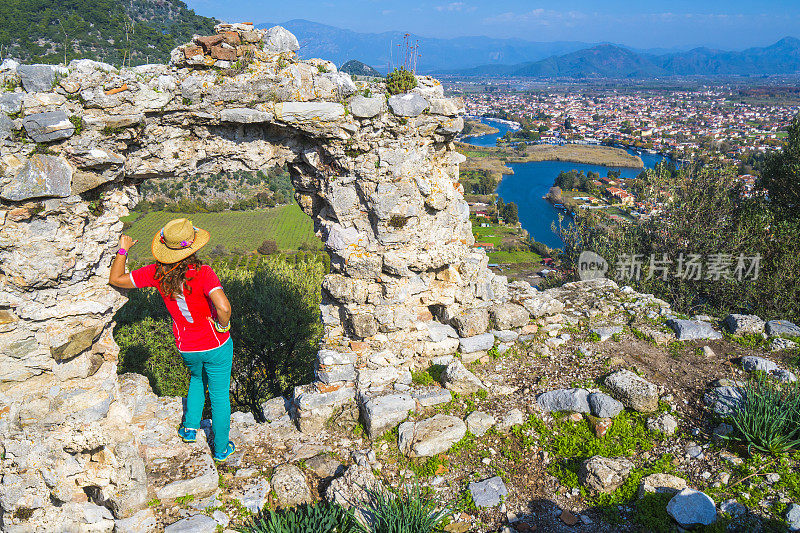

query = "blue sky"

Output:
[[184, 0, 799, 50]]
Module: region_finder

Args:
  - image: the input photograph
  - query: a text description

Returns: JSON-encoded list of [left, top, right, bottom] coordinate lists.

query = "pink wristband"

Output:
[[117, 248, 128, 256]]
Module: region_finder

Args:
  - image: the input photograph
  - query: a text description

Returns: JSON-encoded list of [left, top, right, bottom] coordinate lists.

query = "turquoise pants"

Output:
[[180, 338, 233, 454]]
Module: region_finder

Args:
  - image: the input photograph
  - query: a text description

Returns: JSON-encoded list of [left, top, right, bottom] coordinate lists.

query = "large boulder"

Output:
[[604, 370, 659, 412], [459, 333, 494, 354], [388, 93, 429, 117], [0, 92, 24, 114], [579, 456, 634, 493], [787, 503, 800, 532], [588, 392, 624, 418], [766, 320, 800, 338], [360, 392, 415, 439], [537, 389, 591, 413], [440, 360, 483, 395], [23, 110, 75, 142], [667, 319, 722, 341], [1, 154, 74, 201], [16, 64, 56, 92], [270, 464, 312, 507], [723, 314, 765, 335], [489, 303, 529, 330], [666, 488, 717, 528], [262, 26, 299, 54], [350, 95, 385, 118], [452, 308, 489, 337], [398, 414, 466, 457]]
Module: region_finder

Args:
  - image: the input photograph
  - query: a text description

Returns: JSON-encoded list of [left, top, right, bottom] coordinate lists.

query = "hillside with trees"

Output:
[[0, 0, 216, 66]]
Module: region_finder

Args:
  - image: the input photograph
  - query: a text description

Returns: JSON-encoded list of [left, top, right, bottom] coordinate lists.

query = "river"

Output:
[[464, 118, 668, 249]]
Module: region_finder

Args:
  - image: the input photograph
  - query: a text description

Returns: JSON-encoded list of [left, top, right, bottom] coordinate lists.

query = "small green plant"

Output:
[[408, 454, 447, 478], [385, 67, 417, 95], [487, 345, 500, 359], [362, 88, 372, 97], [147, 498, 161, 507], [32, 143, 56, 155], [388, 215, 408, 228], [723, 374, 800, 455], [175, 494, 195, 504], [588, 332, 601, 342], [317, 64, 329, 73], [411, 369, 435, 386], [69, 115, 84, 135], [358, 485, 449, 533], [13, 507, 33, 520], [277, 58, 288, 69], [182, 97, 192, 106], [241, 501, 357, 533], [476, 388, 488, 400]]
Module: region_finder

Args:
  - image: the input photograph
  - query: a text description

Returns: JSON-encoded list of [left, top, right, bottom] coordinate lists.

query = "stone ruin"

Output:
[[0, 22, 564, 529]]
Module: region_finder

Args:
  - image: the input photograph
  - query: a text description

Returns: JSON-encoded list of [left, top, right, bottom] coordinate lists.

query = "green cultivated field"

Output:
[[122, 205, 322, 261]]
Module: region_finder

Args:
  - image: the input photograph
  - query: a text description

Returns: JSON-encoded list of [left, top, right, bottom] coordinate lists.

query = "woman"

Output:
[[109, 218, 236, 463]]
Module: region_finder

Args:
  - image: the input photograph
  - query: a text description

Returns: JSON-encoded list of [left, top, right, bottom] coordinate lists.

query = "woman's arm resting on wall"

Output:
[[209, 289, 231, 327], [109, 235, 138, 289]]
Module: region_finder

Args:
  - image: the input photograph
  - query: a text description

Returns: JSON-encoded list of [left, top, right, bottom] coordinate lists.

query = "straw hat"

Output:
[[151, 218, 210, 264]]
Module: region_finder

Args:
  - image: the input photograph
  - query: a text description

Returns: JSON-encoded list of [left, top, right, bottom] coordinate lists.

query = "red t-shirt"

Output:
[[130, 264, 230, 352]]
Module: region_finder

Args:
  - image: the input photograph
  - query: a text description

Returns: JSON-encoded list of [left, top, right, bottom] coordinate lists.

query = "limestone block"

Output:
[[1, 154, 73, 201], [23, 111, 75, 142]]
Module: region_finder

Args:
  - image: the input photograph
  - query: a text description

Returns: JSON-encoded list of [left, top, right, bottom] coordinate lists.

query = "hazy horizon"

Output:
[[184, 0, 800, 51]]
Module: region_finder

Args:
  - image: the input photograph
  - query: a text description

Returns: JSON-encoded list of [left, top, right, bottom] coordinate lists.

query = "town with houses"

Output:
[[457, 87, 798, 222]]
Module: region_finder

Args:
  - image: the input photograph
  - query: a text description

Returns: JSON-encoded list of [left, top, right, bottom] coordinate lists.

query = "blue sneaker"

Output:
[[213, 441, 236, 463], [178, 426, 197, 443]]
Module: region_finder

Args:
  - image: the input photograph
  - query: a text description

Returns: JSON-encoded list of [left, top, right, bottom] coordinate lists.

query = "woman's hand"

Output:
[[119, 235, 138, 250]]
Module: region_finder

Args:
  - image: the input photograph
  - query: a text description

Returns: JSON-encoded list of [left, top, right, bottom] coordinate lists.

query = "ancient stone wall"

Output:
[[0, 23, 522, 528]]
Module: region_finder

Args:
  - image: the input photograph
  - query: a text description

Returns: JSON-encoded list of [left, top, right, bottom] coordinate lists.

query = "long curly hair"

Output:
[[155, 254, 202, 298]]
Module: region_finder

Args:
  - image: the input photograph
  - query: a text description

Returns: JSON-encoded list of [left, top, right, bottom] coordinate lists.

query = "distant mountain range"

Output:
[[257, 19, 800, 78], [455, 37, 800, 78]]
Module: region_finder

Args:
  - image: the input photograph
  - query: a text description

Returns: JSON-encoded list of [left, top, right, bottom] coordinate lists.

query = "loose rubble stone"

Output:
[[705, 386, 745, 416], [667, 319, 723, 341], [579, 456, 634, 493], [326, 464, 383, 508], [221, 108, 273, 123], [604, 370, 659, 412], [723, 314, 765, 335], [271, 464, 312, 507], [0, 154, 73, 201], [588, 392, 624, 418], [772, 338, 799, 352], [591, 325, 623, 341], [398, 414, 467, 457], [0, 113, 11, 140], [766, 320, 800, 337], [666, 488, 717, 528], [441, 360, 483, 395], [388, 93, 429, 117], [469, 476, 508, 508], [741, 355, 779, 373], [164, 515, 218, 533], [647, 413, 678, 436], [412, 386, 452, 407], [465, 411, 496, 437], [305, 453, 343, 479], [638, 474, 687, 498], [261, 396, 290, 422], [786, 503, 800, 531], [239, 478, 270, 513], [537, 388, 591, 413], [459, 332, 495, 354]]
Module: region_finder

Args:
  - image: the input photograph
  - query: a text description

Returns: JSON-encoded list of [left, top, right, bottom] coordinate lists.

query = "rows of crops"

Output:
[[122, 205, 322, 261]]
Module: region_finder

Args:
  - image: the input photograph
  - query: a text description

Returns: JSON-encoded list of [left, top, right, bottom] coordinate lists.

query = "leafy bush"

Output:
[[385, 67, 417, 95], [241, 501, 357, 533], [258, 239, 279, 255], [358, 485, 449, 533], [724, 375, 800, 455]]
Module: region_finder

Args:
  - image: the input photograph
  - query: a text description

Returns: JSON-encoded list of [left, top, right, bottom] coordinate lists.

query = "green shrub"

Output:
[[358, 485, 449, 533], [724, 375, 800, 455], [385, 67, 417, 95], [240, 501, 357, 533]]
